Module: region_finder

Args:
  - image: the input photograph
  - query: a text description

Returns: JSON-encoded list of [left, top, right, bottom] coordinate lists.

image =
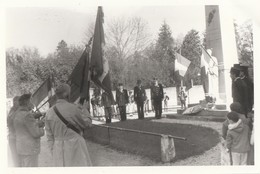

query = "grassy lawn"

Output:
[[107, 118, 220, 161]]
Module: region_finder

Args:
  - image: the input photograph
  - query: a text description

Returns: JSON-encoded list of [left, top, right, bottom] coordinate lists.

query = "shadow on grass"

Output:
[[106, 119, 220, 162]]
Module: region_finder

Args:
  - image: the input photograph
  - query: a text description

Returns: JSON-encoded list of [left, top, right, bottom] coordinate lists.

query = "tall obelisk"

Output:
[[205, 5, 239, 107]]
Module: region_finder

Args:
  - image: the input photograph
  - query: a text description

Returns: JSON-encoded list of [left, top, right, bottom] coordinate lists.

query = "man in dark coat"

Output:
[[150, 78, 164, 119], [240, 65, 254, 112], [230, 66, 249, 115], [101, 91, 114, 123], [134, 80, 146, 119], [116, 83, 129, 121]]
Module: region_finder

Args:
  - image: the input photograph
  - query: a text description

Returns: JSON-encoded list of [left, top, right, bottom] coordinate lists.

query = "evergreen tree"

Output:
[[148, 21, 175, 87], [181, 29, 202, 86]]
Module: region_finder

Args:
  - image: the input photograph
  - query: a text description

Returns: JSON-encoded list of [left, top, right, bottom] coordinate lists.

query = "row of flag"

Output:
[[30, 6, 216, 109], [31, 6, 113, 109], [174, 45, 216, 92]]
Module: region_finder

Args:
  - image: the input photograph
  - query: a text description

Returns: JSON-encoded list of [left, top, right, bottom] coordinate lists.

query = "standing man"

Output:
[[13, 94, 45, 167], [178, 87, 187, 109], [45, 84, 92, 166], [230, 66, 248, 115], [134, 80, 146, 119], [102, 91, 114, 123], [150, 78, 164, 119], [240, 64, 254, 112], [116, 83, 129, 121]]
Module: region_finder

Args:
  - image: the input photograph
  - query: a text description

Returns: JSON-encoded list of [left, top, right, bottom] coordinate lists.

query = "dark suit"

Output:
[[116, 89, 129, 121], [134, 86, 146, 119], [151, 84, 164, 119], [232, 77, 249, 114], [241, 76, 254, 112]]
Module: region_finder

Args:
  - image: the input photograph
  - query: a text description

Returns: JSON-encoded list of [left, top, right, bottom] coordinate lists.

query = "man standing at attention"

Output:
[[116, 83, 129, 121], [13, 94, 45, 167], [101, 91, 114, 123], [134, 80, 146, 119], [45, 83, 92, 166], [178, 87, 187, 109], [150, 78, 164, 119]]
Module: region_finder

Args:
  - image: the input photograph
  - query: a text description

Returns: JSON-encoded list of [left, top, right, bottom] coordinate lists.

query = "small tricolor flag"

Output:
[[175, 52, 191, 77]]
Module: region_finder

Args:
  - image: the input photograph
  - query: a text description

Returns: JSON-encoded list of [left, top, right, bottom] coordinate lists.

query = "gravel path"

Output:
[[38, 118, 222, 166]]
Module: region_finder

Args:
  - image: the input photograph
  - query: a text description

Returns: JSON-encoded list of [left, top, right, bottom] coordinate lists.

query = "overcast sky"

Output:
[[5, 4, 258, 56]]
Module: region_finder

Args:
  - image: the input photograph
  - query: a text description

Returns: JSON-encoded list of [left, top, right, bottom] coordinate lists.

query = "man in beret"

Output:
[[230, 65, 249, 115], [240, 64, 254, 112], [45, 83, 92, 166], [13, 93, 45, 167]]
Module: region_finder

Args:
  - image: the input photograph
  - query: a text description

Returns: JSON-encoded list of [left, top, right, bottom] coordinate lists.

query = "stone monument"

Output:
[[205, 5, 239, 107]]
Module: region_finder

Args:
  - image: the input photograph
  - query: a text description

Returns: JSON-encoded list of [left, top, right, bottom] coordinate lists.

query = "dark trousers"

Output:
[[136, 102, 144, 119], [154, 99, 162, 119], [104, 107, 112, 123], [118, 105, 127, 121]]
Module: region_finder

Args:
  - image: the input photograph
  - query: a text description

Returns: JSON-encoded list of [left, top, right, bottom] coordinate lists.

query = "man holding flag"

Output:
[[90, 6, 115, 104], [174, 51, 191, 105]]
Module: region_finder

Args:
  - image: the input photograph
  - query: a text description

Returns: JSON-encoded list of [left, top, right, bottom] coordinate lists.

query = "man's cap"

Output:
[[55, 83, 71, 96], [230, 67, 240, 74], [19, 93, 32, 103], [137, 79, 142, 84], [233, 64, 242, 71]]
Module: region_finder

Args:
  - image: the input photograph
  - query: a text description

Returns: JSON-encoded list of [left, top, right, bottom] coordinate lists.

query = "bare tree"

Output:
[[106, 17, 151, 60]]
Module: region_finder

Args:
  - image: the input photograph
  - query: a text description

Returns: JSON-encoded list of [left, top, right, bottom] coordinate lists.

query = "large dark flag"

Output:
[[31, 75, 55, 108], [68, 45, 91, 103], [90, 6, 114, 102]]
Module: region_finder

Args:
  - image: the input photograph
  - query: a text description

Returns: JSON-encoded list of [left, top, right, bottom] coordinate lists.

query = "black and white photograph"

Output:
[[1, 0, 260, 173]]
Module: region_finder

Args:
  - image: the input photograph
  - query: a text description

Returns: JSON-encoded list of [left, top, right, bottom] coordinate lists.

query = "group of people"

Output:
[[221, 63, 254, 165], [7, 84, 93, 167], [222, 103, 254, 165], [101, 78, 165, 123]]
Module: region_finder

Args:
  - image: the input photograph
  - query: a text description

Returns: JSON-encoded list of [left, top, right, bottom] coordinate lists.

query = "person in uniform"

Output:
[[240, 64, 254, 112], [45, 84, 92, 166], [134, 80, 146, 119], [116, 83, 129, 121], [13, 94, 45, 167], [178, 87, 187, 109], [230, 65, 248, 115], [101, 91, 114, 123], [150, 78, 164, 119]]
